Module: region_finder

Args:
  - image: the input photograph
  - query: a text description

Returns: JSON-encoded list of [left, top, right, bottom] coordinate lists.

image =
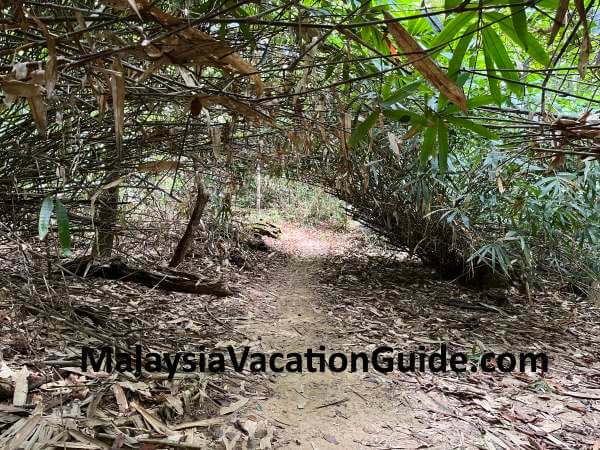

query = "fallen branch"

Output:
[[61, 257, 232, 296]]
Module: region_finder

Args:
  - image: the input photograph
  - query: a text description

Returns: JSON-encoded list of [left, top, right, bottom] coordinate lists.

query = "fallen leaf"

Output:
[[12, 366, 29, 406], [220, 396, 249, 415]]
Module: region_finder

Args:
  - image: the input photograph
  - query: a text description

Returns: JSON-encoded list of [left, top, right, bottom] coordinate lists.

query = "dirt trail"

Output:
[[242, 226, 417, 449]]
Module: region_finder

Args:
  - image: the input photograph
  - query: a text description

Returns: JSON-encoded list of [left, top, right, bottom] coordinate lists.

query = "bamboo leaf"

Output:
[[447, 116, 498, 139], [446, 94, 500, 113], [54, 199, 71, 256], [440, 24, 475, 109], [38, 197, 54, 241], [574, 0, 590, 77], [482, 43, 502, 105], [549, 0, 569, 45], [384, 11, 467, 112], [485, 12, 550, 66], [110, 58, 125, 154], [447, 24, 476, 80], [420, 125, 437, 165], [383, 108, 428, 125], [349, 112, 379, 148], [437, 119, 449, 175], [382, 80, 423, 106], [509, 0, 529, 50], [482, 27, 523, 97], [429, 11, 477, 55]]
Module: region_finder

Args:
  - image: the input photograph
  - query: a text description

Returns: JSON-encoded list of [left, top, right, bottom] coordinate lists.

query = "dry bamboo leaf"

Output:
[[102, 0, 263, 95], [12, 367, 29, 406], [549, 0, 569, 45], [384, 11, 467, 112], [69, 429, 111, 450], [110, 59, 125, 154], [46, 35, 57, 97], [575, 0, 590, 77], [219, 396, 249, 415], [112, 384, 129, 413], [130, 400, 172, 435], [192, 95, 269, 123], [177, 66, 197, 87], [7, 404, 43, 450], [388, 132, 400, 157], [403, 124, 422, 140], [172, 417, 224, 430], [28, 95, 48, 132]]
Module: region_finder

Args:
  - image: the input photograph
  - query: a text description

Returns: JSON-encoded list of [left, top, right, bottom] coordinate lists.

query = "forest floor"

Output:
[[0, 223, 599, 449]]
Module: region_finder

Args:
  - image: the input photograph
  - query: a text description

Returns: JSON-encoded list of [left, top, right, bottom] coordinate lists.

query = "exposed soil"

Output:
[[239, 223, 600, 449]]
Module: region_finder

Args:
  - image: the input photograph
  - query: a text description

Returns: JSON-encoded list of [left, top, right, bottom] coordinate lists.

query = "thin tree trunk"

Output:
[[256, 163, 261, 211], [169, 180, 209, 267], [94, 187, 119, 257]]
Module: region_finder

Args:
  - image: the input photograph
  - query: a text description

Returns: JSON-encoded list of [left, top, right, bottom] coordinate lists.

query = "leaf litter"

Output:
[[0, 222, 598, 448]]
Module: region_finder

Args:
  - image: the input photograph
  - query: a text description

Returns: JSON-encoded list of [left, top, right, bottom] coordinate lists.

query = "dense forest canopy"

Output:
[[0, 0, 598, 289]]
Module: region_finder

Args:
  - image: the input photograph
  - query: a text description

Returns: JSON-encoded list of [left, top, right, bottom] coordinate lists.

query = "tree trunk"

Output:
[[94, 186, 119, 257], [256, 163, 262, 211], [169, 180, 209, 267]]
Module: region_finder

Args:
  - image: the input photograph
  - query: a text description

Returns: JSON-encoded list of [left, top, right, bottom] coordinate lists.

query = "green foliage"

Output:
[[38, 197, 71, 256]]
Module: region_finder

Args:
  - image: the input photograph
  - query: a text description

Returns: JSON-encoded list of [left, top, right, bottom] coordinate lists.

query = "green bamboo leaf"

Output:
[[444, 0, 463, 8], [437, 119, 449, 175], [447, 24, 476, 80], [446, 94, 500, 113], [383, 108, 428, 125], [54, 199, 71, 256], [429, 11, 477, 55], [382, 80, 423, 106], [509, 0, 529, 50], [447, 116, 498, 139], [349, 112, 378, 148], [420, 125, 437, 165], [482, 27, 523, 97], [482, 42, 502, 105], [38, 197, 54, 241], [485, 12, 550, 66]]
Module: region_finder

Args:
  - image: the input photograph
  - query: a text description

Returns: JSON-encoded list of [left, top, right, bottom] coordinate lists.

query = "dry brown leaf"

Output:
[[575, 0, 591, 77], [384, 11, 467, 112], [192, 95, 269, 123], [46, 35, 57, 97], [172, 417, 224, 430], [12, 367, 29, 406], [28, 95, 48, 132], [102, 0, 263, 95], [112, 384, 129, 413], [219, 396, 249, 415], [549, 0, 569, 45], [7, 404, 43, 450], [131, 400, 172, 435], [110, 58, 125, 154]]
